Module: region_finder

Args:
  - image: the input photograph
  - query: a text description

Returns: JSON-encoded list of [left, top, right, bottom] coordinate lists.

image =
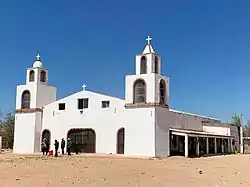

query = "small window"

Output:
[[58, 103, 65, 110], [154, 56, 159, 74], [40, 70, 46, 82], [102, 101, 110, 108], [78, 98, 89, 109], [78, 99, 83, 109], [140, 56, 147, 74], [29, 70, 35, 82], [159, 79, 166, 104], [83, 98, 89, 108]]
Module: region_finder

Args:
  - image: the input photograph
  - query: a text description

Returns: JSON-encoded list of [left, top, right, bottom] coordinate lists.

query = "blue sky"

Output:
[[0, 0, 249, 122]]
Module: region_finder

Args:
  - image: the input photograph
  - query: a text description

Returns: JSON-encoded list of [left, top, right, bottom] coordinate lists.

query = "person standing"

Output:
[[41, 138, 47, 155], [45, 138, 50, 155], [61, 138, 65, 155], [67, 138, 72, 155], [54, 139, 59, 157]]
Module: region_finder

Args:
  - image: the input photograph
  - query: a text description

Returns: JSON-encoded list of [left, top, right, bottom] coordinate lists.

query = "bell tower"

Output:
[[125, 36, 169, 108], [13, 53, 57, 154], [135, 36, 161, 75], [26, 54, 48, 85]]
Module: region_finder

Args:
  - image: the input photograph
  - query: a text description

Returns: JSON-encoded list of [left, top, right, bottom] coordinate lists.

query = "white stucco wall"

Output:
[[36, 85, 56, 108], [125, 108, 155, 157], [13, 112, 42, 153], [42, 91, 126, 154], [154, 108, 170, 157], [41, 90, 156, 157]]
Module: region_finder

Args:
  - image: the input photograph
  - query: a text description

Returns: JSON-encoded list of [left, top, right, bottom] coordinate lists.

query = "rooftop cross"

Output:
[[36, 53, 41, 61], [82, 84, 87, 91], [146, 36, 152, 45]]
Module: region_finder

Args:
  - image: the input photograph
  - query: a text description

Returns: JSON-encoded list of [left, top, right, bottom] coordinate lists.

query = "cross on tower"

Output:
[[82, 84, 87, 91], [36, 53, 41, 61], [146, 36, 152, 45]]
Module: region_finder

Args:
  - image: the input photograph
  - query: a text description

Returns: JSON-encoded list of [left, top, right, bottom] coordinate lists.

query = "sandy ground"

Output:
[[0, 153, 249, 187]]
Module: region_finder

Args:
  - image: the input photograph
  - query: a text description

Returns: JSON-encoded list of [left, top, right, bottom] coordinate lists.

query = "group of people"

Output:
[[41, 137, 72, 157]]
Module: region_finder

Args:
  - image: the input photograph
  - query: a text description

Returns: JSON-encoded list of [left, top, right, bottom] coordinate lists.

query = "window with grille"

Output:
[[78, 98, 89, 109], [101, 101, 110, 108], [58, 103, 65, 110]]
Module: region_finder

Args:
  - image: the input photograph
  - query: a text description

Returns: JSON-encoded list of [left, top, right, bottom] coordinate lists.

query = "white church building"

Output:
[[13, 37, 241, 157]]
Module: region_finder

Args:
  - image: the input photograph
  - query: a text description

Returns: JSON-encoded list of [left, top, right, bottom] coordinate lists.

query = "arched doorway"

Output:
[[67, 128, 96, 153], [117, 128, 125, 154], [41, 129, 51, 150]]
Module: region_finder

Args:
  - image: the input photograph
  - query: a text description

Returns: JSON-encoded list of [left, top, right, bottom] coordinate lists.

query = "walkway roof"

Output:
[[170, 128, 234, 139]]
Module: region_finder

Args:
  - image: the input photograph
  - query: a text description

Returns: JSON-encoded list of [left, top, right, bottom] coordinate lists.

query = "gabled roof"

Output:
[[44, 89, 125, 108]]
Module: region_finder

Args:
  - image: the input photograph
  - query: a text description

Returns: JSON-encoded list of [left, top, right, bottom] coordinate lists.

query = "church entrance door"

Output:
[[67, 128, 96, 153], [117, 128, 125, 154], [42, 129, 51, 148]]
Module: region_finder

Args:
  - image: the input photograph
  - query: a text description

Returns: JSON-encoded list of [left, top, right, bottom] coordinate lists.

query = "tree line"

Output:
[[0, 112, 249, 150]]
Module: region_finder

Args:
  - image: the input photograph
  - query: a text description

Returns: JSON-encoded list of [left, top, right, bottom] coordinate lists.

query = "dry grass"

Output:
[[0, 153, 249, 187]]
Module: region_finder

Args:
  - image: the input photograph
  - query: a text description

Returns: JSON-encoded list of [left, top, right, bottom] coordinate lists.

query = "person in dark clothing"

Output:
[[67, 138, 72, 155], [45, 139, 50, 155], [54, 139, 59, 157], [61, 138, 65, 155]]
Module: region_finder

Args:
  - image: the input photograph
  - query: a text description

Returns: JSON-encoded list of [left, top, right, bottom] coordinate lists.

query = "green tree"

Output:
[[231, 114, 242, 126], [0, 112, 15, 149], [231, 114, 242, 149]]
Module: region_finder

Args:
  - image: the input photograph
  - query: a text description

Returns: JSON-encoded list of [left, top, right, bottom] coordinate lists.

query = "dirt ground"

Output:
[[0, 153, 249, 187]]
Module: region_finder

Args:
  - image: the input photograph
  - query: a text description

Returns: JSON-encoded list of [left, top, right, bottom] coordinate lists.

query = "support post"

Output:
[[206, 137, 209, 155], [214, 138, 217, 154], [196, 137, 200, 156], [221, 139, 224, 154], [240, 125, 244, 154], [228, 139, 233, 154], [185, 134, 188, 158]]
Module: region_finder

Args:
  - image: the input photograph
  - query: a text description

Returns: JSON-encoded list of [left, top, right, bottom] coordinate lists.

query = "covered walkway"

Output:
[[169, 128, 234, 157]]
